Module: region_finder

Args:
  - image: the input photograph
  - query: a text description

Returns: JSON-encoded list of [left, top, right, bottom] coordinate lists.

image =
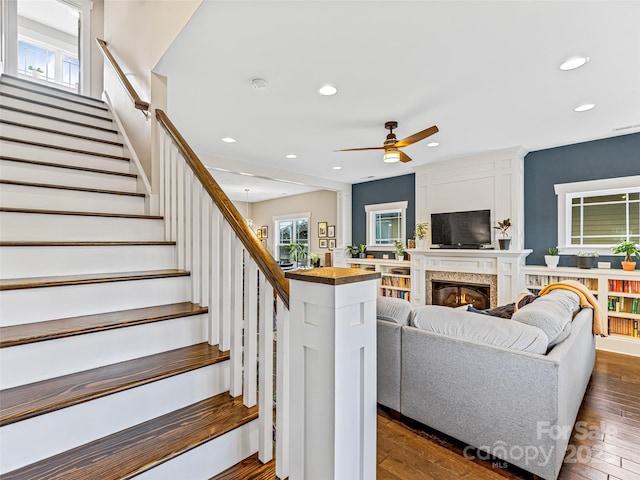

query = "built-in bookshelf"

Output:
[[522, 266, 640, 356], [345, 258, 411, 302]]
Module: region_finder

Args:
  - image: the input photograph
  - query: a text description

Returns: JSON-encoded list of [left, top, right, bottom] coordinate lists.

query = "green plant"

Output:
[[346, 245, 359, 256], [612, 241, 639, 262], [547, 247, 559, 256], [393, 240, 405, 257], [289, 242, 307, 262], [28, 66, 44, 73], [415, 223, 429, 240], [359, 244, 366, 254], [493, 218, 512, 238], [577, 251, 599, 257], [309, 251, 320, 261]]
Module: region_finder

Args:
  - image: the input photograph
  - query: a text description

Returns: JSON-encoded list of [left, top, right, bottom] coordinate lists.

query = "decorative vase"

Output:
[[396, 254, 404, 261], [576, 256, 595, 269], [544, 255, 560, 268], [416, 239, 426, 249], [359, 253, 366, 259], [622, 261, 636, 271], [498, 239, 511, 250]]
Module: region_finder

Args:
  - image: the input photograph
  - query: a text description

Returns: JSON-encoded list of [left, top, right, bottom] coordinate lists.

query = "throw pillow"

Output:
[[376, 296, 412, 325], [467, 303, 515, 319]]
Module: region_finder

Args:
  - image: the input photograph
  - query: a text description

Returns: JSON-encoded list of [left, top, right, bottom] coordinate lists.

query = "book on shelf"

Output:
[[608, 279, 640, 294]]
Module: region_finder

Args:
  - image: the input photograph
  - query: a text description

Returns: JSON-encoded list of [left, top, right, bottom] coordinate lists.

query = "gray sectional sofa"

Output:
[[377, 292, 596, 480]]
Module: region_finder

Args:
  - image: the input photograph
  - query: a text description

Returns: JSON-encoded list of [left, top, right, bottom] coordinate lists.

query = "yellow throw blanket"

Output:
[[538, 280, 607, 336]]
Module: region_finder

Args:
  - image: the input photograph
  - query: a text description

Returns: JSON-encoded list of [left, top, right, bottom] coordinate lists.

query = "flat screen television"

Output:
[[430, 209, 492, 248]]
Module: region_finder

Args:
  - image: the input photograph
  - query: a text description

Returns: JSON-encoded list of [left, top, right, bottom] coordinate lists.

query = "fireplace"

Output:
[[432, 281, 490, 309]]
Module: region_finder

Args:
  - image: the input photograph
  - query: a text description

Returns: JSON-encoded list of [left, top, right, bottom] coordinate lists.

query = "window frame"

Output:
[[273, 212, 311, 262], [364, 201, 408, 251], [555, 176, 640, 255]]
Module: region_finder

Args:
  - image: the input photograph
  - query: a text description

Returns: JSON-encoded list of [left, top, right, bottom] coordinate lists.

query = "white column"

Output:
[[286, 267, 379, 480]]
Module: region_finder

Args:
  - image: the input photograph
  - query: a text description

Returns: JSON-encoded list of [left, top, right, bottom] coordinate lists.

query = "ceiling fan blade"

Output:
[[335, 146, 385, 152], [399, 150, 412, 163], [395, 125, 439, 147]]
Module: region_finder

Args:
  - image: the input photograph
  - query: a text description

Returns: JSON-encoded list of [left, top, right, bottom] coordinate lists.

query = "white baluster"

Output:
[[200, 193, 210, 309], [220, 222, 232, 351], [190, 177, 201, 304], [176, 161, 185, 270], [244, 255, 258, 408], [276, 298, 290, 480], [258, 273, 274, 462], [169, 147, 178, 243], [158, 129, 166, 219], [229, 241, 244, 397], [209, 209, 221, 346], [183, 168, 193, 272]]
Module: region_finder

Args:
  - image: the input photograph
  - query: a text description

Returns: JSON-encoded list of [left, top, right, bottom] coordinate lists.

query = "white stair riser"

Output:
[[0, 96, 113, 128], [0, 313, 207, 388], [0, 276, 190, 325], [0, 183, 146, 215], [0, 106, 119, 141], [136, 421, 258, 480], [0, 361, 229, 473], [0, 83, 109, 117], [0, 159, 138, 192], [0, 122, 125, 156], [0, 244, 175, 278], [0, 211, 164, 241], [0, 141, 131, 173], [0, 78, 104, 108]]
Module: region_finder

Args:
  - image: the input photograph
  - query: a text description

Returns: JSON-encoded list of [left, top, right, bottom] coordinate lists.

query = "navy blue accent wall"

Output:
[[524, 133, 640, 267], [352, 174, 415, 256]]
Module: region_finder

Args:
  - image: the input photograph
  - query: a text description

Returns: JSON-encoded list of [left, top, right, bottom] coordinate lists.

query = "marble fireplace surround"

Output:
[[408, 249, 532, 308]]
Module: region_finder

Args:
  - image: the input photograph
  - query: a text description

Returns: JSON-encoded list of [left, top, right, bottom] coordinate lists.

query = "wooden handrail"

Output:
[[96, 38, 150, 113], [155, 109, 290, 309]]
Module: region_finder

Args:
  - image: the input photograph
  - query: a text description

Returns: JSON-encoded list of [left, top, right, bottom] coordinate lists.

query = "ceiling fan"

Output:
[[336, 121, 439, 163]]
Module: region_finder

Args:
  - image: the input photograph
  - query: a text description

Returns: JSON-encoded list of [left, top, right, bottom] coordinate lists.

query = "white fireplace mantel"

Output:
[[408, 249, 532, 307]]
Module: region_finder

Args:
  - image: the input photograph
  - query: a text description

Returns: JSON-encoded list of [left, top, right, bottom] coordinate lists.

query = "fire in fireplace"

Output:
[[432, 281, 490, 309]]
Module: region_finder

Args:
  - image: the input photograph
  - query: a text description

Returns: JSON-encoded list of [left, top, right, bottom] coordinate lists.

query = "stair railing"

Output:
[[98, 38, 290, 476]]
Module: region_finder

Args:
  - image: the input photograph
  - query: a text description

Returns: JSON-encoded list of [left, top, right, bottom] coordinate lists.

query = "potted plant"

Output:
[[576, 251, 598, 269], [612, 241, 639, 271], [346, 245, 359, 258], [393, 240, 406, 261], [358, 244, 367, 259], [544, 247, 560, 268], [289, 241, 308, 268], [494, 218, 512, 250], [309, 251, 321, 268], [415, 222, 429, 249]]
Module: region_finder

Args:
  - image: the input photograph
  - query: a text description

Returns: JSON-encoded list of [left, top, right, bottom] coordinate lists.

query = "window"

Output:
[[555, 176, 640, 253], [274, 213, 309, 262], [365, 201, 407, 249], [18, 39, 79, 89]]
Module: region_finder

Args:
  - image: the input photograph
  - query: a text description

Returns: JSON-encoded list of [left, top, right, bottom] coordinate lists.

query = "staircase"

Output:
[[0, 74, 260, 479]]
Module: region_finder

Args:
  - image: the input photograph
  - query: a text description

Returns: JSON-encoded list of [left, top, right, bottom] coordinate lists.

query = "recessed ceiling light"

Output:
[[221, 137, 236, 143], [574, 103, 596, 112], [559, 56, 590, 71], [333, 166, 342, 170], [318, 84, 337, 96], [286, 154, 297, 159], [251, 78, 268, 90], [426, 142, 440, 147]]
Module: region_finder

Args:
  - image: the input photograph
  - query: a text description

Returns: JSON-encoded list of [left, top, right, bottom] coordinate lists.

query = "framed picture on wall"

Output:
[[318, 222, 327, 237], [319, 239, 328, 248], [261, 239, 267, 248], [329, 239, 336, 250], [327, 225, 335, 238], [261, 226, 268, 238]]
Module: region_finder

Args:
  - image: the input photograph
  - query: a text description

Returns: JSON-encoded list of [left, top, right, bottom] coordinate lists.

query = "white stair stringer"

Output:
[[0, 244, 176, 278], [0, 360, 229, 474], [0, 210, 164, 241], [0, 182, 146, 215], [0, 121, 126, 156], [0, 157, 138, 192]]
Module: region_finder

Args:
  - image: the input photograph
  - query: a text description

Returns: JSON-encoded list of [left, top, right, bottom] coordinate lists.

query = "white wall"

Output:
[[414, 147, 526, 250]]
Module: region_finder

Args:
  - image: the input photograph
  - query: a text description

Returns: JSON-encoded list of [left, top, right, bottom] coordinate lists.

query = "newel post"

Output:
[[284, 267, 380, 480]]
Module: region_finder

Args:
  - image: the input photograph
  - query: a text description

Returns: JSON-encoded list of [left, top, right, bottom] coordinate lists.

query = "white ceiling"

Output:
[[155, 1, 640, 201], [17, 0, 79, 36]]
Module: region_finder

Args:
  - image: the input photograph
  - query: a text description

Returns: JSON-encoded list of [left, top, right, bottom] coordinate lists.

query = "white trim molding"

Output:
[[364, 200, 408, 251]]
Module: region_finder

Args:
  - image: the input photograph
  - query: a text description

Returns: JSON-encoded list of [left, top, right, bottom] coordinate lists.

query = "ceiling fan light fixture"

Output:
[[559, 56, 590, 71], [383, 149, 401, 163]]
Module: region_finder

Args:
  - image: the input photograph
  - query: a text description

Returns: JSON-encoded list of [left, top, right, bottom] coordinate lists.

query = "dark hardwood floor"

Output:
[[214, 349, 640, 479]]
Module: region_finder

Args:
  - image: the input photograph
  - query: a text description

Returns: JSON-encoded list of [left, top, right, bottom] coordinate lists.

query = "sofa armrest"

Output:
[[377, 319, 402, 411]]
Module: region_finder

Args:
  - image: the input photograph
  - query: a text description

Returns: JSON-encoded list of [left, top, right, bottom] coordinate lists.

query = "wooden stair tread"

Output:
[[1, 74, 105, 105], [0, 269, 190, 291], [0, 119, 124, 146], [0, 91, 112, 122], [210, 453, 276, 480], [0, 179, 145, 198], [0, 156, 136, 178], [0, 302, 204, 348], [0, 79, 108, 112], [0, 207, 162, 219], [1, 393, 258, 480], [0, 341, 224, 426], [0, 136, 129, 161], [0, 105, 118, 134]]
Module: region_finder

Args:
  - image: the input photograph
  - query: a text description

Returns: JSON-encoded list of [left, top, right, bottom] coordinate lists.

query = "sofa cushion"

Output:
[[376, 296, 412, 325], [511, 289, 579, 348], [411, 305, 549, 354]]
